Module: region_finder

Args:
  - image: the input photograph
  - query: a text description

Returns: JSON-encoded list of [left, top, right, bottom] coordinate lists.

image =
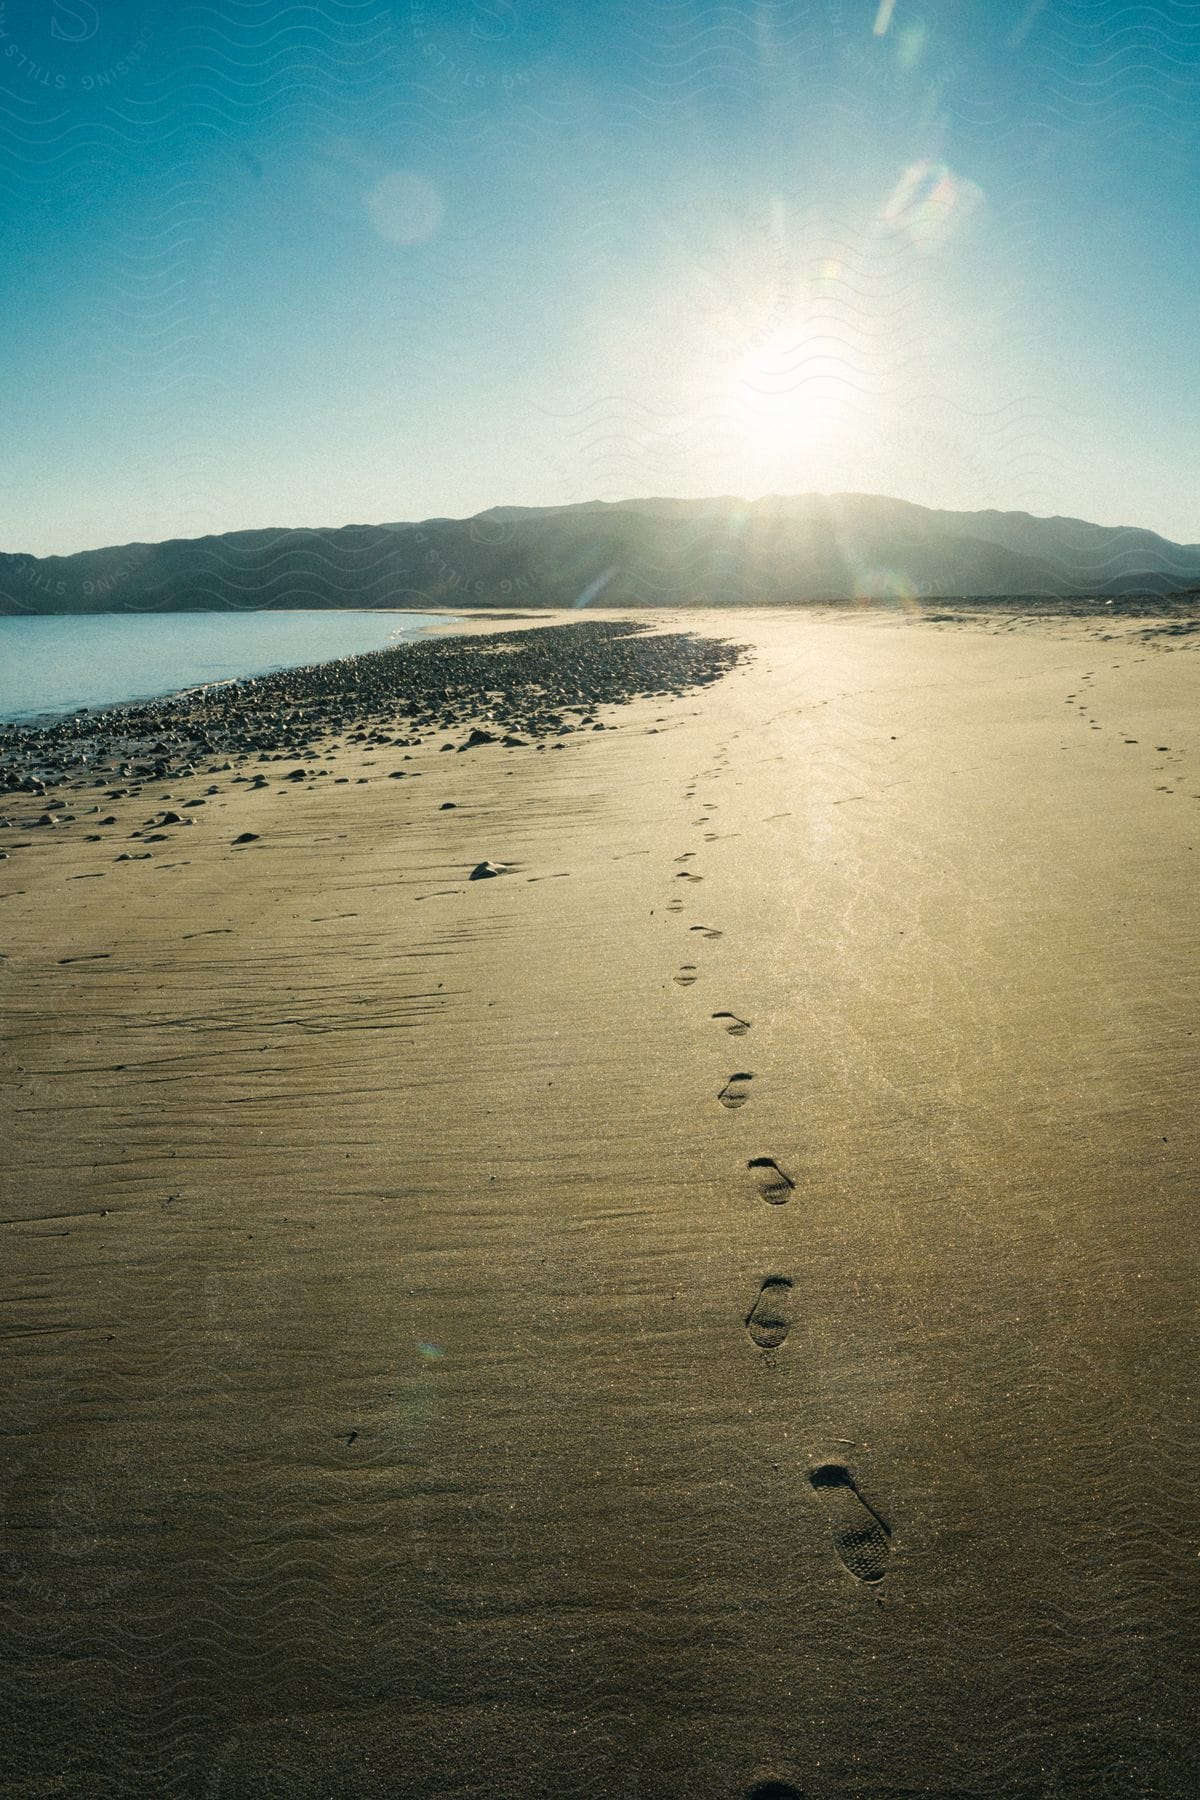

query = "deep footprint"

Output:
[[713, 1010, 751, 1037], [745, 1277, 793, 1349], [809, 1464, 891, 1583], [689, 924, 722, 940], [674, 965, 699, 986], [719, 1071, 753, 1108], [748, 1156, 795, 1204]]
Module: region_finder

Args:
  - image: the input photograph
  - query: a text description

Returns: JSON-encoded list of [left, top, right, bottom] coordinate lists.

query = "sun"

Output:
[[730, 329, 858, 446]]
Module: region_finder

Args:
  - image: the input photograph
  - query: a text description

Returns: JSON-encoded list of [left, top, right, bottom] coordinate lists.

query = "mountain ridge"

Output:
[[4, 494, 1199, 615]]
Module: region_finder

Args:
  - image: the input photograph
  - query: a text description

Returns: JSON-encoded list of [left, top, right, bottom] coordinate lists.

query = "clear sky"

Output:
[[2, 0, 1197, 555]]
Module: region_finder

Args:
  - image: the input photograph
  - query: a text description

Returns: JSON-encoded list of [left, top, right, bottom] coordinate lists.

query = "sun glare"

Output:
[[731, 329, 858, 445]]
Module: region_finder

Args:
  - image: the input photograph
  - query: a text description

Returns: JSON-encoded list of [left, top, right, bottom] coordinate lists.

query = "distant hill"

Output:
[[3, 494, 1199, 615]]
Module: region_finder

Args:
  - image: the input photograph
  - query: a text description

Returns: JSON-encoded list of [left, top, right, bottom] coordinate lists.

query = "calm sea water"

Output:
[[0, 611, 454, 723]]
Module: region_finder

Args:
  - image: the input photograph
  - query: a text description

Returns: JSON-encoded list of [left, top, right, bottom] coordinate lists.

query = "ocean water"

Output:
[[0, 611, 453, 723]]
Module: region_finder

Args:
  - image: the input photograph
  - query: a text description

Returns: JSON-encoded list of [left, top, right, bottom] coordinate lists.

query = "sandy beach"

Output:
[[2, 607, 1197, 1798]]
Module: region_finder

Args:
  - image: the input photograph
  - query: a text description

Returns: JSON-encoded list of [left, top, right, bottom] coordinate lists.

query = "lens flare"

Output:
[[883, 160, 982, 250], [853, 567, 922, 612]]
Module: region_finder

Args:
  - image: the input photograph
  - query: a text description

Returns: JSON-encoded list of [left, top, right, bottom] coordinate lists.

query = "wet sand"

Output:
[[2, 608, 1198, 1798]]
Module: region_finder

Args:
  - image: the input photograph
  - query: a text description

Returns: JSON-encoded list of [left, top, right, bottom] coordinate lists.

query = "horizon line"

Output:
[[7, 490, 1199, 564]]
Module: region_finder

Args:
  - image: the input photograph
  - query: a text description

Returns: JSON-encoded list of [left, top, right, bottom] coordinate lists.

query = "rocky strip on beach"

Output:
[[0, 619, 746, 841]]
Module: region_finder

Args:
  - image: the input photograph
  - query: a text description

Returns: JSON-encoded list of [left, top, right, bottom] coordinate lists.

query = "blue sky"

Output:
[[2, 0, 1197, 554]]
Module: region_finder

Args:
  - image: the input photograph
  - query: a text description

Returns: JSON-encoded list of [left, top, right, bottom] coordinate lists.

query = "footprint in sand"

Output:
[[719, 1071, 753, 1108], [748, 1157, 795, 1204], [690, 924, 722, 940], [745, 1277, 793, 1349], [809, 1464, 892, 1583], [713, 1011, 751, 1037], [674, 965, 699, 986], [746, 1784, 803, 1800]]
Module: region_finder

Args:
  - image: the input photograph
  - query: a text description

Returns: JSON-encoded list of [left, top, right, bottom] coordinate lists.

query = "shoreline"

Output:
[[4, 591, 1195, 739], [2, 606, 1198, 1796], [0, 607, 472, 735], [0, 616, 744, 808]]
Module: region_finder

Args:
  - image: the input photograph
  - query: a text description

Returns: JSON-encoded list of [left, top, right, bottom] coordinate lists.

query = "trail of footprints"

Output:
[[1064, 663, 1193, 799], [665, 746, 894, 1641]]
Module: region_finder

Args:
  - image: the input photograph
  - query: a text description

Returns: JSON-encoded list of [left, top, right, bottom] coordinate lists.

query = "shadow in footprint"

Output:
[[745, 1277, 793, 1349], [719, 1072, 753, 1108], [748, 1157, 795, 1204], [713, 1011, 750, 1037], [674, 966, 699, 986], [690, 924, 722, 940], [809, 1464, 891, 1583], [746, 1784, 804, 1800]]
